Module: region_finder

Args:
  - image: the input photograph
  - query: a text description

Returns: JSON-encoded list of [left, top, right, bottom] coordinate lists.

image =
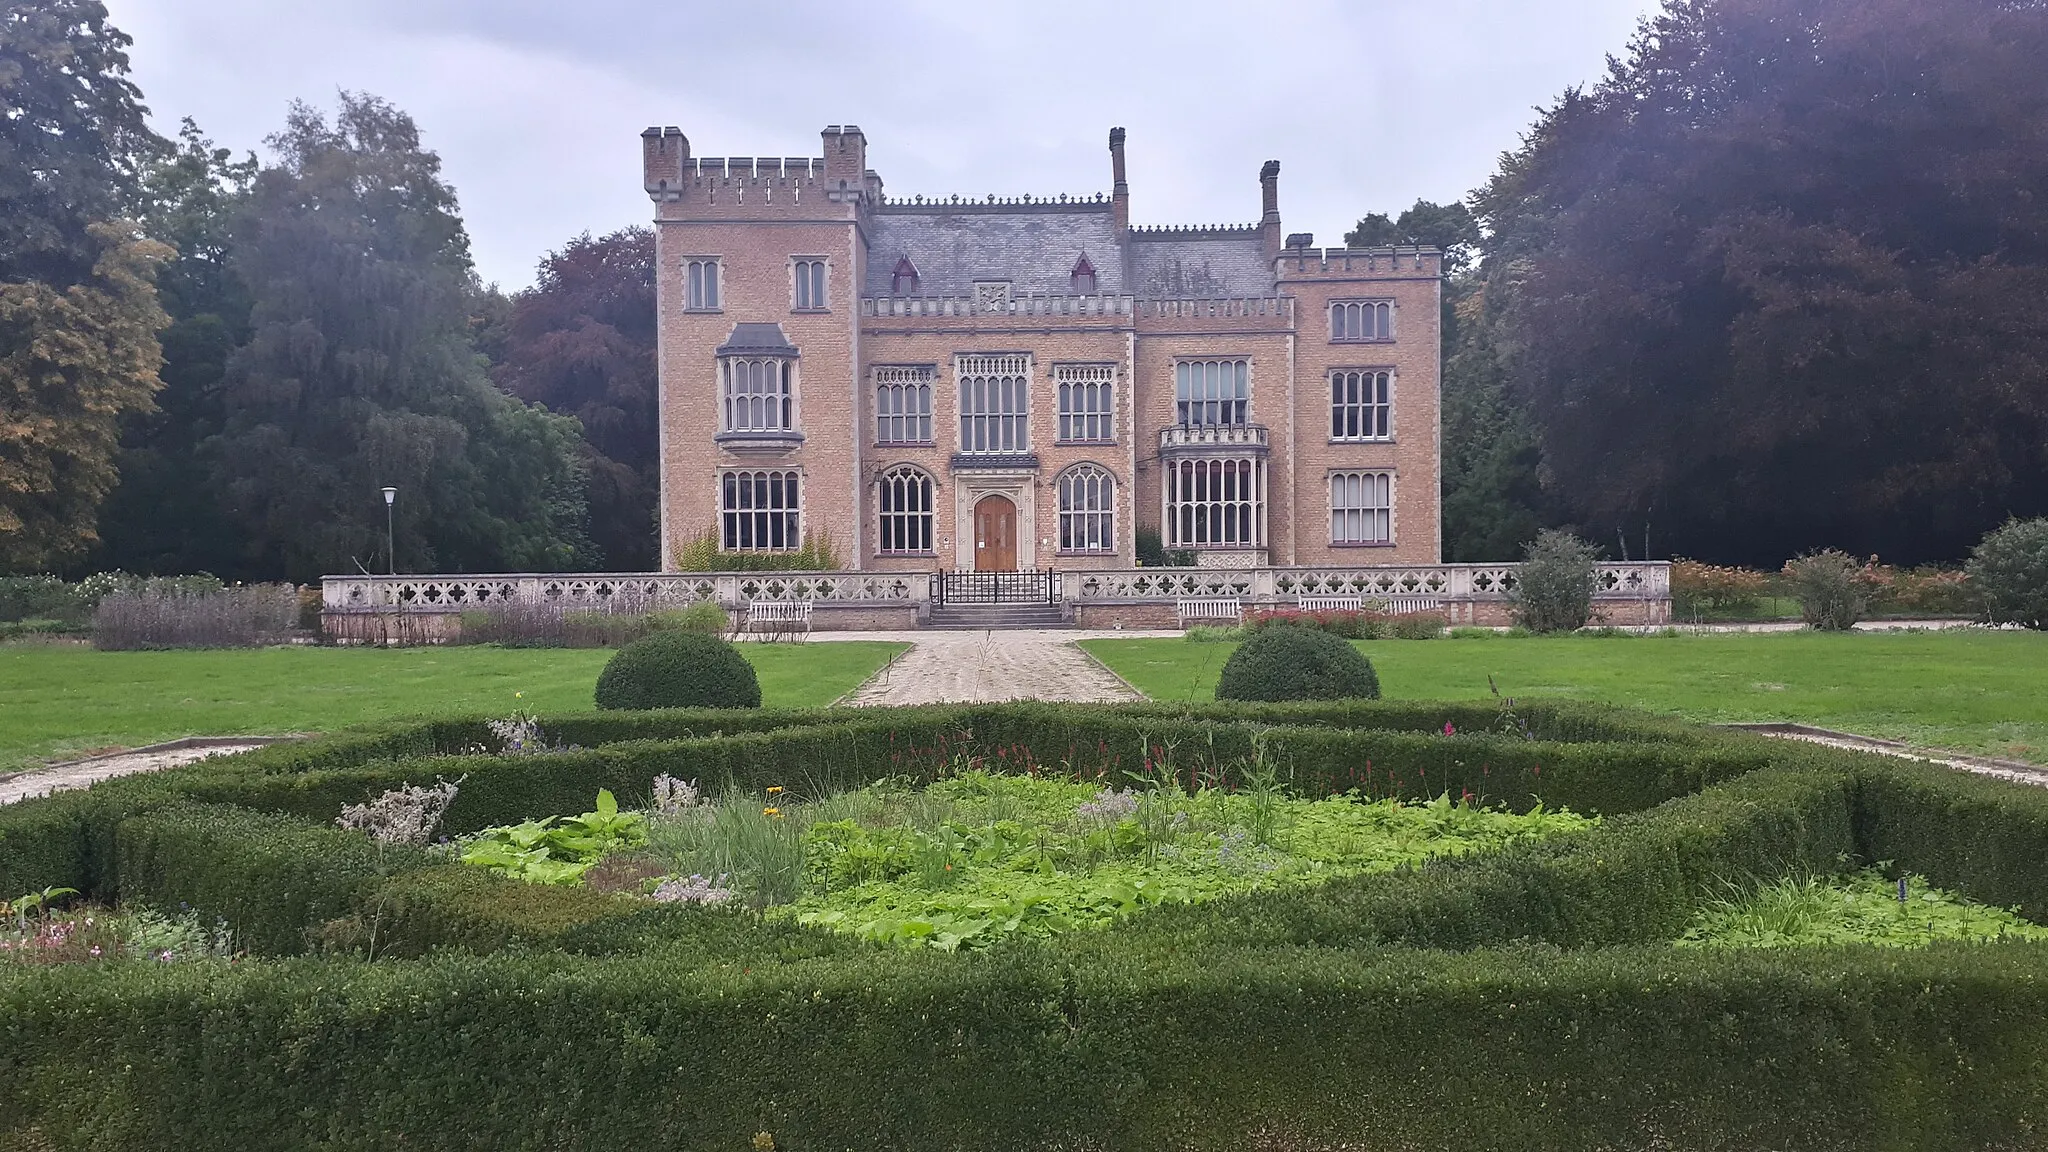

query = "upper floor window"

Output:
[[1055, 365, 1115, 443], [890, 257, 919, 295], [1175, 359, 1250, 427], [793, 258, 827, 310], [958, 353, 1030, 454], [720, 357, 795, 434], [1057, 464, 1116, 553], [685, 259, 721, 310], [721, 469, 800, 551], [1070, 253, 1098, 294], [1167, 457, 1264, 548], [1330, 471, 1393, 545], [1330, 369, 1392, 441], [1331, 300, 1393, 342], [875, 366, 934, 445]]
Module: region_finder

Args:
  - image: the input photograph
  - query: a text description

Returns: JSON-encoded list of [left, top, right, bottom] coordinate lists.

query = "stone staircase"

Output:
[[924, 604, 1069, 630]]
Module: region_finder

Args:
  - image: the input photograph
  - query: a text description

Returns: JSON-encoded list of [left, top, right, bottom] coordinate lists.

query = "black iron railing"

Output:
[[931, 569, 1059, 606]]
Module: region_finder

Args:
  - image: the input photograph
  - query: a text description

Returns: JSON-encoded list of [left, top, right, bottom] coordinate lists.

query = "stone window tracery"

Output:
[[793, 258, 827, 310], [1058, 464, 1116, 553], [1331, 300, 1393, 342], [957, 354, 1031, 454], [720, 470, 801, 551], [1330, 369, 1392, 441], [875, 366, 934, 444], [1330, 471, 1394, 545], [1175, 360, 1251, 426], [1056, 365, 1115, 443], [877, 466, 936, 555], [1167, 457, 1265, 548], [719, 357, 796, 434], [685, 258, 721, 310]]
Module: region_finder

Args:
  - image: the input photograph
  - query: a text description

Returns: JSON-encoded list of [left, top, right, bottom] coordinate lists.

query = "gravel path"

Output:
[[836, 629, 1164, 706], [0, 739, 281, 807]]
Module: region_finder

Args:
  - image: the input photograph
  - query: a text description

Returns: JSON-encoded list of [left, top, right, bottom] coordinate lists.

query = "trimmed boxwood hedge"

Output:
[[8, 698, 2048, 1148]]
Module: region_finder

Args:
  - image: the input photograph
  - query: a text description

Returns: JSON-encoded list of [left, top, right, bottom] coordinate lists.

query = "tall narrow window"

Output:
[[1056, 365, 1115, 443], [877, 466, 935, 554], [1330, 370, 1392, 441], [685, 259, 721, 310], [1174, 360, 1250, 426], [721, 470, 800, 551], [793, 258, 827, 310], [1331, 300, 1393, 342], [875, 366, 934, 444], [1330, 471, 1393, 544], [957, 354, 1030, 454], [1058, 464, 1116, 553], [1166, 457, 1265, 547], [720, 358, 795, 433]]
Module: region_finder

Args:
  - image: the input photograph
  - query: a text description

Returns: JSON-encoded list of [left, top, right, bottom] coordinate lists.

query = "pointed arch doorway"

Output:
[[972, 494, 1018, 572]]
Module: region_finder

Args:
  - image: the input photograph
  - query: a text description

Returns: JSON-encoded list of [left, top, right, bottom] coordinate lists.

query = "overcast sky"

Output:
[[104, 0, 1654, 290]]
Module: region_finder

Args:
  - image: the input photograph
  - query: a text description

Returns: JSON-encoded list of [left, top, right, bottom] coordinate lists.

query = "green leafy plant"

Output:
[[1783, 549, 1868, 631], [1680, 868, 2048, 948], [5, 886, 78, 931], [1967, 518, 2048, 630], [1511, 529, 1601, 633], [672, 528, 841, 572], [460, 790, 648, 886]]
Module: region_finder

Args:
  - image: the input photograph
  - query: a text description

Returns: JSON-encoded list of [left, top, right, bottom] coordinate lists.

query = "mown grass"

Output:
[[1080, 629, 2048, 763], [0, 641, 906, 773]]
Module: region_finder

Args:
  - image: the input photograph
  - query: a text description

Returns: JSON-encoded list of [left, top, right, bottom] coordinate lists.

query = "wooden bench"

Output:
[[1381, 596, 1443, 615], [741, 599, 813, 639], [1176, 597, 1243, 628], [1296, 595, 1365, 613]]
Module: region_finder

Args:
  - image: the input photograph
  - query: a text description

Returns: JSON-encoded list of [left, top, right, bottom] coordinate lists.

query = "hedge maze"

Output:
[[5, 699, 2048, 1149]]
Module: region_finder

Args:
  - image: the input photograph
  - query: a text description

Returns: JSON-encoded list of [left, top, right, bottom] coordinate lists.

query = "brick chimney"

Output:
[[821, 124, 868, 202], [1259, 160, 1282, 257], [1109, 127, 1130, 234]]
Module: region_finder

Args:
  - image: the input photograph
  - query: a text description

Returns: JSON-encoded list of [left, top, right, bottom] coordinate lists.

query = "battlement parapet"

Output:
[[1137, 297, 1294, 322], [1130, 223, 1261, 239], [875, 192, 1112, 215], [861, 294, 1136, 319], [1277, 246, 1443, 276]]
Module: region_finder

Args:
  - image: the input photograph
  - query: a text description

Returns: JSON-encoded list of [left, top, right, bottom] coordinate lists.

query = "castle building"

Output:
[[640, 124, 1442, 575]]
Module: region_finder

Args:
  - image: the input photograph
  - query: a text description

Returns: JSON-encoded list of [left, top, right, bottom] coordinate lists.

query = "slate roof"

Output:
[[716, 322, 798, 356], [1127, 233, 1273, 298], [865, 207, 1126, 297]]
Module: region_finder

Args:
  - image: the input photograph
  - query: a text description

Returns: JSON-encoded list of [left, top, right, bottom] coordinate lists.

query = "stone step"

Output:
[[925, 605, 1069, 630]]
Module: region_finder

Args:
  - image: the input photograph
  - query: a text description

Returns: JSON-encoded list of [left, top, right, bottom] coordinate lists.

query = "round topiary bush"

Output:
[[1215, 624, 1380, 702], [594, 630, 761, 710]]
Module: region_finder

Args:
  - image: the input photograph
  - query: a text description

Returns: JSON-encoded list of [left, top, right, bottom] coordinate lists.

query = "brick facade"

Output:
[[642, 125, 1441, 573]]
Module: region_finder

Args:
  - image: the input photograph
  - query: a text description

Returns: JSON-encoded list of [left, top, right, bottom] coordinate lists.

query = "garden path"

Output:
[[832, 629, 1165, 707], [0, 739, 279, 806]]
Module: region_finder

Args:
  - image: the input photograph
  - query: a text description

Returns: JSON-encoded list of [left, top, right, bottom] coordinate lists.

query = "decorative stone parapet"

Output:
[[322, 572, 927, 613]]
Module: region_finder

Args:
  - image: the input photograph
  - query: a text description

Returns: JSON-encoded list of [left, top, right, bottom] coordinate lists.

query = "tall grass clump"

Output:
[[457, 594, 729, 648], [1783, 549, 1867, 631], [672, 529, 841, 572], [92, 584, 299, 650]]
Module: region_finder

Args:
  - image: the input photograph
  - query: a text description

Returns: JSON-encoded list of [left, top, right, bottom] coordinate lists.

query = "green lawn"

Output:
[[1081, 630, 2048, 763], [0, 641, 906, 773]]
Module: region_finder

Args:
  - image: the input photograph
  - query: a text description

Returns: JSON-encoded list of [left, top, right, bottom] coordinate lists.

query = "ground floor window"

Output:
[[877, 466, 935, 554], [1058, 464, 1116, 553], [721, 470, 800, 551], [1330, 471, 1393, 544], [1166, 457, 1264, 548]]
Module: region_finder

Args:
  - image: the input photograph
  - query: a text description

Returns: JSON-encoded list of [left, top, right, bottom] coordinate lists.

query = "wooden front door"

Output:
[[973, 495, 1018, 571]]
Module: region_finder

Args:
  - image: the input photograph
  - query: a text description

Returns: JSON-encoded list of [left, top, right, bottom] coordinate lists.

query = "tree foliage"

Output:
[[0, 1, 168, 571], [492, 228, 658, 570], [0, 222, 171, 570], [1479, 0, 2048, 565], [203, 94, 591, 581], [1345, 199, 1481, 275], [0, 0, 159, 286]]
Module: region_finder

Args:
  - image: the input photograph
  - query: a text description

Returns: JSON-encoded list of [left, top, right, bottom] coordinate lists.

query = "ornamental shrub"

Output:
[[649, 598, 731, 635], [1967, 518, 2048, 630], [1783, 549, 1867, 631], [1512, 530, 1600, 632], [594, 631, 760, 710], [1215, 624, 1380, 702]]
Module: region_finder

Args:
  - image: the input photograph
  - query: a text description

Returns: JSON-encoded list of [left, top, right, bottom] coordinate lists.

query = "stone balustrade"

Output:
[[1158, 423, 1271, 454], [861, 294, 1135, 318]]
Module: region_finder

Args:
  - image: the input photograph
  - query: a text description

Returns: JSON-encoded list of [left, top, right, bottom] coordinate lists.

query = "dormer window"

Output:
[[890, 256, 919, 295], [1070, 253, 1098, 294]]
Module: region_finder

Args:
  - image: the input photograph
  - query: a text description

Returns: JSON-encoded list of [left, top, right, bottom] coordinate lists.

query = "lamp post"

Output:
[[381, 487, 398, 575]]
